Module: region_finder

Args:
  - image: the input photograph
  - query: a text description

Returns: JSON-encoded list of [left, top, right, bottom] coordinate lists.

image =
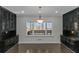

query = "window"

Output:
[[26, 21, 53, 36]]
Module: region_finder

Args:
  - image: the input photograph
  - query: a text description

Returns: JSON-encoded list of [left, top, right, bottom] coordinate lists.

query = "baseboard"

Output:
[[19, 42, 61, 44], [19, 41, 61, 44]]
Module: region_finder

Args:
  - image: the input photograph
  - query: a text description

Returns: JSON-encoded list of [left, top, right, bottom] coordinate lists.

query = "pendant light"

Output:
[[37, 6, 43, 23]]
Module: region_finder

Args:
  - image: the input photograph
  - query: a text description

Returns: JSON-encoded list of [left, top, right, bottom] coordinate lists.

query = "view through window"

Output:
[[26, 21, 53, 36]]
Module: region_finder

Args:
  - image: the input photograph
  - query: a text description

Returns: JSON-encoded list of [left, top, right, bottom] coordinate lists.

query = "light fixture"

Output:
[[38, 10, 41, 14], [21, 10, 24, 13], [37, 6, 43, 23], [71, 31, 74, 34], [74, 22, 78, 30], [37, 15, 43, 23], [37, 20, 43, 23], [56, 11, 58, 13], [33, 6, 47, 23]]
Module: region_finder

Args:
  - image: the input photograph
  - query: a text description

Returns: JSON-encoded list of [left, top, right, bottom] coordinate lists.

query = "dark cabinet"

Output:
[[0, 6, 16, 32], [63, 7, 79, 31], [62, 7, 79, 53], [0, 7, 2, 33], [6, 11, 10, 30], [9, 12, 16, 30], [0, 6, 18, 53], [0, 36, 18, 53], [61, 35, 79, 53], [1, 7, 6, 32]]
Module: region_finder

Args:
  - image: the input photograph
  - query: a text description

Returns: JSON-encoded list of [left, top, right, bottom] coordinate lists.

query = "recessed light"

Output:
[[38, 10, 41, 13], [56, 11, 58, 13], [21, 10, 24, 13]]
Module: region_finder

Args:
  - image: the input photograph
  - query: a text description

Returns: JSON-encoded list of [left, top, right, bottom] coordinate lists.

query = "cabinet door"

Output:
[[9, 12, 12, 30], [0, 7, 2, 33], [68, 9, 79, 31], [67, 13, 71, 30], [63, 7, 79, 31], [63, 14, 68, 30], [68, 13, 71, 30], [0, 7, 16, 32], [75, 8, 79, 31], [69, 11, 74, 31], [9, 12, 14, 30], [1, 8, 7, 31], [73, 9, 78, 31], [63, 14, 66, 30], [66, 14, 69, 30], [14, 14, 16, 30], [63, 12, 73, 30], [13, 14, 16, 30], [77, 8, 79, 31], [6, 10, 10, 31]]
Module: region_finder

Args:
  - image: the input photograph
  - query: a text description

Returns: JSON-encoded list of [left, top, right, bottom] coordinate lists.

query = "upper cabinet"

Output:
[[9, 12, 16, 30], [63, 7, 79, 31], [0, 6, 16, 33]]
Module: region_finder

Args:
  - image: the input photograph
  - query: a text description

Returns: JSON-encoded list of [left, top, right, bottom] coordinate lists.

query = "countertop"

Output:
[[61, 35, 79, 42]]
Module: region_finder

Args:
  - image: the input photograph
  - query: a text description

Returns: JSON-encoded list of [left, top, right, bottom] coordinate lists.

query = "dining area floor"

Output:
[[6, 43, 74, 53]]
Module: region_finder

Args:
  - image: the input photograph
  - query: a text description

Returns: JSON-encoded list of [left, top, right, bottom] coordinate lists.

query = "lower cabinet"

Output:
[[6, 43, 18, 53], [61, 43, 74, 53], [0, 35, 18, 53], [61, 35, 79, 53]]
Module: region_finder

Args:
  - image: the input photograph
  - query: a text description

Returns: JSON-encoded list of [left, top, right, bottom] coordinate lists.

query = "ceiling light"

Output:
[[37, 6, 43, 23], [21, 10, 24, 13], [34, 6, 47, 23], [56, 11, 58, 13], [38, 10, 41, 14], [37, 20, 43, 23]]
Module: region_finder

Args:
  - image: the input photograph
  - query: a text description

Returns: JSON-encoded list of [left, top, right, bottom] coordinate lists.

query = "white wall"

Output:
[[17, 15, 62, 44]]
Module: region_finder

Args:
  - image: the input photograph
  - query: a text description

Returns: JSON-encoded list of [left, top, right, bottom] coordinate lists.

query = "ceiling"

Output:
[[4, 6, 78, 17]]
